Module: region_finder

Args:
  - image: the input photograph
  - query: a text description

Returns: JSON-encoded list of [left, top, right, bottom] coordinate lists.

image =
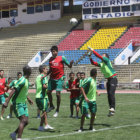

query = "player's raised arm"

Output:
[[62, 56, 74, 68], [88, 52, 100, 67]]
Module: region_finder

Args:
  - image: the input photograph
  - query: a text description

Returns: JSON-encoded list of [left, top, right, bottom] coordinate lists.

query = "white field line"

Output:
[[23, 123, 140, 140]]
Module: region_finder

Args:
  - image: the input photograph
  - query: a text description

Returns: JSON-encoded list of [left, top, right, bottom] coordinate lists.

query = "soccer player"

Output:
[[47, 45, 74, 117], [79, 68, 100, 132], [3, 66, 33, 140], [0, 70, 8, 120], [35, 65, 53, 131], [6, 72, 22, 119], [88, 48, 118, 116], [65, 72, 80, 118]]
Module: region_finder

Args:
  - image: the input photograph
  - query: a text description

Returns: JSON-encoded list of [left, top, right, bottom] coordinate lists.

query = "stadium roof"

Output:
[[0, 0, 27, 5]]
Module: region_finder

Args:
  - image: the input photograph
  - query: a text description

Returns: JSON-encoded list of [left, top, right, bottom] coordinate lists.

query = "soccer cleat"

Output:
[[7, 115, 12, 119], [109, 108, 115, 113], [78, 128, 83, 132], [0, 116, 4, 120], [10, 132, 16, 140], [53, 112, 58, 117], [48, 106, 55, 112], [38, 126, 44, 131], [108, 112, 115, 117], [44, 124, 54, 130], [89, 127, 96, 131]]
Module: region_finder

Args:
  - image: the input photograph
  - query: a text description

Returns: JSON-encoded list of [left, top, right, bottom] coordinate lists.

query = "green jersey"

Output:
[[12, 76, 29, 104], [35, 74, 48, 99], [9, 80, 17, 88], [81, 77, 97, 101], [99, 57, 116, 78], [79, 79, 85, 88]]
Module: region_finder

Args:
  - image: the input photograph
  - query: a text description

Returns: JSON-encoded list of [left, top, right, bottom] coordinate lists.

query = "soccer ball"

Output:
[[70, 18, 78, 25]]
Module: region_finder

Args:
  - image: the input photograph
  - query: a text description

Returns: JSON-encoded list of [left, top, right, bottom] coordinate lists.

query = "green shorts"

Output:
[[81, 100, 97, 115], [0, 94, 5, 105], [48, 78, 64, 91], [36, 98, 49, 112], [13, 103, 28, 118], [70, 97, 80, 105]]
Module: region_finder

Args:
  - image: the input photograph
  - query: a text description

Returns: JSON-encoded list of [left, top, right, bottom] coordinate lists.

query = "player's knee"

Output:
[[22, 118, 28, 125]]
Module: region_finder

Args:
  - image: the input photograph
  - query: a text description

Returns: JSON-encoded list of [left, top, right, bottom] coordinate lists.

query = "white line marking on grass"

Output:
[[23, 123, 140, 140]]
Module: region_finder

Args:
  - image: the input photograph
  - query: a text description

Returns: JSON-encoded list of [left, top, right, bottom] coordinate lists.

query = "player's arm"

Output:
[[27, 96, 33, 105], [3, 89, 15, 107], [80, 87, 89, 103], [42, 77, 48, 89], [62, 56, 74, 68]]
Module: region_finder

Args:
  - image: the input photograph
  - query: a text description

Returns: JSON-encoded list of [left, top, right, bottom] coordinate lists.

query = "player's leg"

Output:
[[89, 101, 97, 131], [78, 100, 88, 132], [70, 99, 74, 117], [37, 108, 40, 119], [108, 78, 118, 111], [107, 80, 112, 109], [53, 78, 64, 117], [75, 98, 80, 118], [47, 79, 55, 111], [17, 115, 28, 139], [0, 95, 6, 120]]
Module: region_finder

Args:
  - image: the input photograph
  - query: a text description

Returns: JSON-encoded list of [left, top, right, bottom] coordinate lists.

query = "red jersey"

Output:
[[49, 56, 69, 80], [68, 79, 80, 99], [0, 78, 7, 95]]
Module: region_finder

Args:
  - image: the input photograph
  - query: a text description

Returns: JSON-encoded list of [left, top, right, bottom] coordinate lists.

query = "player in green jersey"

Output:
[[3, 66, 33, 140], [6, 72, 22, 119], [88, 47, 118, 116], [78, 69, 100, 132], [36, 65, 53, 131]]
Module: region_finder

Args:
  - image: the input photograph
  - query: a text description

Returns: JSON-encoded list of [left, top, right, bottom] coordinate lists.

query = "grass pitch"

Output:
[[0, 93, 140, 140]]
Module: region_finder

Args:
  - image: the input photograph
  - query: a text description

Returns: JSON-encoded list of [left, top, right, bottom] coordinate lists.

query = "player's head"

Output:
[[23, 66, 32, 77], [0, 70, 4, 78], [8, 77, 12, 84], [102, 53, 109, 59], [76, 72, 81, 80], [17, 72, 22, 80], [39, 65, 47, 74], [51, 46, 58, 58], [69, 72, 75, 81], [80, 72, 85, 80], [90, 68, 97, 78]]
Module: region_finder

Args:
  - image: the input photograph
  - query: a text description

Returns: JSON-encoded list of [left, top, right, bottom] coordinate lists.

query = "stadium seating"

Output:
[[111, 27, 140, 48], [80, 26, 127, 50], [0, 15, 81, 80], [58, 30, 96, 50]]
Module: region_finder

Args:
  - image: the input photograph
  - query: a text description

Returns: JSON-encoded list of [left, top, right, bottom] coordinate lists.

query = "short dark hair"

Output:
[[0, 70, 4, 72], [8, 77, 12, 81], [39, 65, 46, 73], [69, 72, 75, 77], [76, 72, 81, 75], [50, 46, 58, 52], [80, 72, 85, 75], [17, 72, 22, 76], [23, 66, 31, 76], [103, 53, 109, 58], [90, 68, 97, 77]]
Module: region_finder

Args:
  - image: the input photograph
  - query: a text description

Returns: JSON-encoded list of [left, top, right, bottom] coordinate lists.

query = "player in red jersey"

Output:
[[47, 46, 74, 117], [0, 70, 8, 120], [65, 72, 81, 118]]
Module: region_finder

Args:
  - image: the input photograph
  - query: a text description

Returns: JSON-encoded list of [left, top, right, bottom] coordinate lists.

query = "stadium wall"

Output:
[[0, 3, 61, 28]]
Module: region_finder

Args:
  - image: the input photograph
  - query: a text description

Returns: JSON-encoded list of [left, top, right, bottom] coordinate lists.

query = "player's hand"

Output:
[[88, 46, 94, 51], [3, 102, 8, 108], [70, 60, 74, 65], [28, 99, 33, 105], [85, 97, 90, 103], [88, 52, 92, 57], [97, 91, 101, 96]]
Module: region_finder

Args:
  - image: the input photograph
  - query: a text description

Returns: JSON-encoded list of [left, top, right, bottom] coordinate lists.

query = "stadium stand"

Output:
[[111, 26, 140, 48], [58, 30, 96, 50], [0, 15, 81, 79], [80, 26, 127, 50]]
